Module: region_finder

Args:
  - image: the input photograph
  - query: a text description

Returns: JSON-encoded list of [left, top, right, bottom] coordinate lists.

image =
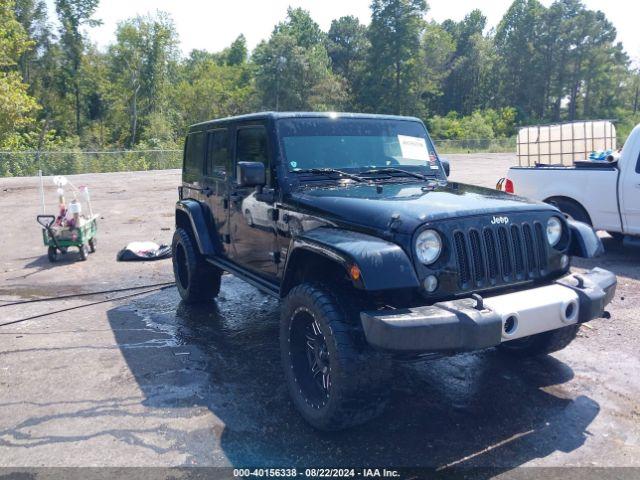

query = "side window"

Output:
[[184, 131, 205, 177], [236, 127, 269, 165], [206, 129, 230, 175], [636, 152, 640, 174]]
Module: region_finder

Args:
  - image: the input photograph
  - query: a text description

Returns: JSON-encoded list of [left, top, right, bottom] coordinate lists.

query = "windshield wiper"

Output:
[[293, 168, 366, 183], [362, 167, 435, 182]]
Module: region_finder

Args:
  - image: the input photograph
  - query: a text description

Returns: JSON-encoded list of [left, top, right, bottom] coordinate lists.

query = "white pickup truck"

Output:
[[502, 122, 640, 239]]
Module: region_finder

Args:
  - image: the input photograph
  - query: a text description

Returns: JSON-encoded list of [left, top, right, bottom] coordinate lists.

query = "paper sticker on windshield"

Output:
[[398, 135, 429, 161]]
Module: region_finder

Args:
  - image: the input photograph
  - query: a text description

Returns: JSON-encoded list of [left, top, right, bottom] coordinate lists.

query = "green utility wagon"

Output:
[[37, 214, 99, 262]]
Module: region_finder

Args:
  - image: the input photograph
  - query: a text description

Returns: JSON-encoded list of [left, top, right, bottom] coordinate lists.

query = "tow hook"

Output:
[[471, 293, 484, 311]]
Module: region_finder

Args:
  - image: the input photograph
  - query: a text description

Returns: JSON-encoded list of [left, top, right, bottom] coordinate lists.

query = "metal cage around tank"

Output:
[[516, 120, 617, 167]]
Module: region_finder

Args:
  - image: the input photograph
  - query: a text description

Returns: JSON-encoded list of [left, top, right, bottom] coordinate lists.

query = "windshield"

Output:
[[277, 117, 442, 176]]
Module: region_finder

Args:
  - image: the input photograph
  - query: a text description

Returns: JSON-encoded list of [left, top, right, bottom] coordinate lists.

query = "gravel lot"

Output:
[[0, 154, 639, 472]]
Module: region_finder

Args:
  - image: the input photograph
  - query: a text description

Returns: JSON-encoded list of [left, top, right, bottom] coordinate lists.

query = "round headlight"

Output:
[[415, 229, 442, 265], [547, 217, 562, 247]]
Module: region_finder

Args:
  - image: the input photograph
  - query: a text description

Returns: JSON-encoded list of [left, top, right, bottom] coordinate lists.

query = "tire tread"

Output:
[[172, 228, 222, 303], [281, 282, 390, 430]]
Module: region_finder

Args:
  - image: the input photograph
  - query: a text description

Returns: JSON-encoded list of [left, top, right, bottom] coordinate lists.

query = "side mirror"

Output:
[[237, 162, 266, 187], [441, 159, 450, 177]]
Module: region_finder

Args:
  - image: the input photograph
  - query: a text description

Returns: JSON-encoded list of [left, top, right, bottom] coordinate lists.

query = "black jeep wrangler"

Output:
[[172, 112, 616, 430]]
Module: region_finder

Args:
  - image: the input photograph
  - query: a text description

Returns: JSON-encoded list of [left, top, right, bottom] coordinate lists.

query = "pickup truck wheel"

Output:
[[498, 324, 580, 357], [281, 283, 391, 431], [172, 228, 222, 303], [549, 198, 591, 225]]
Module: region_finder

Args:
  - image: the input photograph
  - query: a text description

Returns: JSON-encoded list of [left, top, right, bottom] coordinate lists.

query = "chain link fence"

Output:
[[0, 138, 516, 177], [0, 150, 183, 177], [434, 137, 516, 154]]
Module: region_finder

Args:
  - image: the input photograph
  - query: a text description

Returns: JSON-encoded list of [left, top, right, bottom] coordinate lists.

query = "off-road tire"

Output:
[[498, 324, 580, 357], [47, 246, 58, 263], [280, 283, 391, 431], [172, 228, 222, 303], [79, 244, 89, 261]]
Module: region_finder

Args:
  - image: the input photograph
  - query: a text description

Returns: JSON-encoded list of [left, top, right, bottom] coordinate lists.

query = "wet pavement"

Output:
[[1, 157, 639, 470]]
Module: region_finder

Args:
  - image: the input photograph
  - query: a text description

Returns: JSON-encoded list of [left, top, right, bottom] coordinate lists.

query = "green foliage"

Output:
[[0, 0, 39, 148], [54, 0, 101, 135], [362, 0, 428, 116], [326, 17, 368, 81], [420, 22, 455, 112], [107, 13, 180, 147], [274, 7, 325, 49], [225, 34, 248, 66], [439, 10, 496, 115], [253, 8, 346, 111], [2, 0, 640, 177], [171, 54, 255, 128], [428, 108, 517, 140]]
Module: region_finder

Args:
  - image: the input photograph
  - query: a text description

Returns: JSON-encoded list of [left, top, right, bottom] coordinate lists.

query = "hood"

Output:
[[287, 181, 557, 234]]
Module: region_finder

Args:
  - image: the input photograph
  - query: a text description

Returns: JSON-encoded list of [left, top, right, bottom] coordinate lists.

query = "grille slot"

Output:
[[511, 225, 525, 276], [454, 231, 471, 286], [469, 230, 485, 282], [535, 223, 548, 272], [522, 224, 537, 273], [497, 227, 512, 278], [484, 229, 498, 280], [454, 221, 549, 288]]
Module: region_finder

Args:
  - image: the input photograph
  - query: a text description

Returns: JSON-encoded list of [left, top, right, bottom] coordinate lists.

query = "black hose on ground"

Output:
[[0, 282, 175, 308], [0, 284, 175, 328]]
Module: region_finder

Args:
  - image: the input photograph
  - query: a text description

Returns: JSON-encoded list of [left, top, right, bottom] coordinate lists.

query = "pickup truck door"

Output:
[[620, 151, 640, 235], [228, 125, 279, 278]]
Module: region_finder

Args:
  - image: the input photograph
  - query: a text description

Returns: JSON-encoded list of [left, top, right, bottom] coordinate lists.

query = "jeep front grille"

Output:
[[454, 222, 549, 288]]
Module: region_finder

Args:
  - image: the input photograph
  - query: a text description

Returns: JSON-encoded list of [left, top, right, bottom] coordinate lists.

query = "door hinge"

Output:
[[269, 251, 281, 264], [223, 234, 231, 244], [223, 198, 229, 209]]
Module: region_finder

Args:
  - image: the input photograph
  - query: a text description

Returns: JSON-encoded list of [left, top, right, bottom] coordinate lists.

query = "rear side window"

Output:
[[184, 132, 205, 177], [206, 129, 230, 175], [236, 127, 269, 165]]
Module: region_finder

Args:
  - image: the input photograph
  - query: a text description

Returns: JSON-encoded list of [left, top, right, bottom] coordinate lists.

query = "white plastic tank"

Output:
[[517, 120, 616, 166]]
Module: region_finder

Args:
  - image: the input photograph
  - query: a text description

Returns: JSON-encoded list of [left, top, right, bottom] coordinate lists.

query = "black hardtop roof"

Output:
[[188, 111, 423, 132]]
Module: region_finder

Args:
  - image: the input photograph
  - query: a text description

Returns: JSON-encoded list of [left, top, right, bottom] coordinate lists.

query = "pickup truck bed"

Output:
[[505, 124, 640, 236]]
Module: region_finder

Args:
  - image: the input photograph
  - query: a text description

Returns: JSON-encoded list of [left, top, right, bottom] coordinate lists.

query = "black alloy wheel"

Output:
[[289, 308, 332, 408]]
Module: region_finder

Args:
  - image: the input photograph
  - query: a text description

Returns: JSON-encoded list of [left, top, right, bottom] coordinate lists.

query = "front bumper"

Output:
[[360, 268, 616, 352]]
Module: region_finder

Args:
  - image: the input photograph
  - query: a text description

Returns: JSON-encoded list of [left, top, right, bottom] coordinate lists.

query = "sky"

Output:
[[45, 0, 640, 62]]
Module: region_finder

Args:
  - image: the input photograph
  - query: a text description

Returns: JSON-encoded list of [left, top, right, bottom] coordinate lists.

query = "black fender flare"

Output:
[[567, 218, 604, 258], [175, 199, 221, 256], [282, 227, 420, 295]]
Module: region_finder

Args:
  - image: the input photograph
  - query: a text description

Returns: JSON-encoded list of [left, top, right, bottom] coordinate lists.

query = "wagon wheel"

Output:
[[47, 246, 58, 263], [88, 237, 97, 253], [79, 244, 89, 261]]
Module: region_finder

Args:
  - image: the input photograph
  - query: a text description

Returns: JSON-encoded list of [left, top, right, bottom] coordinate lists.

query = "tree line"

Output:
[[1, 0, 639, 156]]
